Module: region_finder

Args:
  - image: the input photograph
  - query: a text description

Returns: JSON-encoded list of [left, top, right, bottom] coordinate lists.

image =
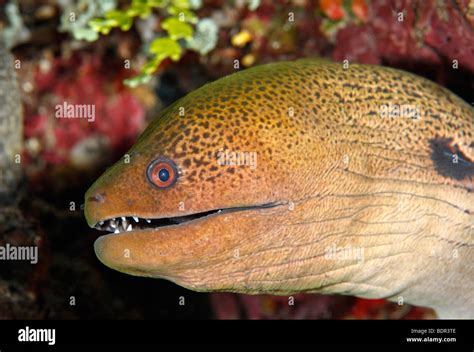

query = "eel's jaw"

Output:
[[89, 204, 280, 236], [91, 203, 291, 290]]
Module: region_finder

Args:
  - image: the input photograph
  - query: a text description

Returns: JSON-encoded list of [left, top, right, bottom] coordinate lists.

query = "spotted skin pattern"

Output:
[[85, 60, 474, 318], [135, 60, 473, 190]]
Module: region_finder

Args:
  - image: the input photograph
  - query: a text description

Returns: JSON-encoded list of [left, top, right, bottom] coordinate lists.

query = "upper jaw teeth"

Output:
[[96, 216, 154, 234]]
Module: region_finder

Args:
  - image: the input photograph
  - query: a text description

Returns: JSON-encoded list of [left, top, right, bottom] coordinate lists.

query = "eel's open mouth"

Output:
[[93, 203, 280, 234]]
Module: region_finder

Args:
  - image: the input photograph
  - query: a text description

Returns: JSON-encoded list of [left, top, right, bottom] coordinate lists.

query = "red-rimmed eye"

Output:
[[146, 157, 178, 189]]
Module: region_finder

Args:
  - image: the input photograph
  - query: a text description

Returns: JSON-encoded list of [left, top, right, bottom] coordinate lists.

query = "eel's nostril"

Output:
[[88, 193, 105, 203]]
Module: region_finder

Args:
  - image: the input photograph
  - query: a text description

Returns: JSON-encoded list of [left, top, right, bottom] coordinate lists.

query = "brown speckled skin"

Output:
[[85, 60, 473, 318]]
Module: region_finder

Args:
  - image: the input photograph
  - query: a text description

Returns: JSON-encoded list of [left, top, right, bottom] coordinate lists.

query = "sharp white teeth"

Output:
[[126, 224, 132, 231], [146, 219, 151, 223], [133, 216, 139, 223], [99, 221, 104, 225], [114, 229, 120, 234], [110, 220, 117, 228]]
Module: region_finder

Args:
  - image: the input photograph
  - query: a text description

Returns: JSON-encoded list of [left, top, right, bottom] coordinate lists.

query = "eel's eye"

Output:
[[146, 157, 178, 189]]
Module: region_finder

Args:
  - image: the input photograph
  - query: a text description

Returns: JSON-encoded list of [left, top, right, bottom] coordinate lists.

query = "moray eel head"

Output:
[[84, 63, 320, 292]]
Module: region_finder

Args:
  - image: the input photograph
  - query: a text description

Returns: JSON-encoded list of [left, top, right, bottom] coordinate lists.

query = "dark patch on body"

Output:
[[430, 138, 474, 182]]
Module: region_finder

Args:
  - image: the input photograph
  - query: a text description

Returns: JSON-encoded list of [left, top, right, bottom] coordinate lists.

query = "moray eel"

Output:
[[84, 60, 474, 319]]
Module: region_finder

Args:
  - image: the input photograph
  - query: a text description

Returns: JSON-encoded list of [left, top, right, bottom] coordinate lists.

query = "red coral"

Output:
[[24, 114, 47, 138], [333, 0, 474, 73], [350, 298, 387, 319], [333, 25, 380, 64], [25, 52, 146, 167], [418, 0, 474, 72]]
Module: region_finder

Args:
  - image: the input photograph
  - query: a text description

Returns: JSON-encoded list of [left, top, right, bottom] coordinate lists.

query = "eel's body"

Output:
[[85, 60, 474, 318]]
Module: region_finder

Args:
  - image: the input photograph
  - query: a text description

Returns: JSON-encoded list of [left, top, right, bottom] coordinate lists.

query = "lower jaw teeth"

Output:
[[110, 223, 133, 234]]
